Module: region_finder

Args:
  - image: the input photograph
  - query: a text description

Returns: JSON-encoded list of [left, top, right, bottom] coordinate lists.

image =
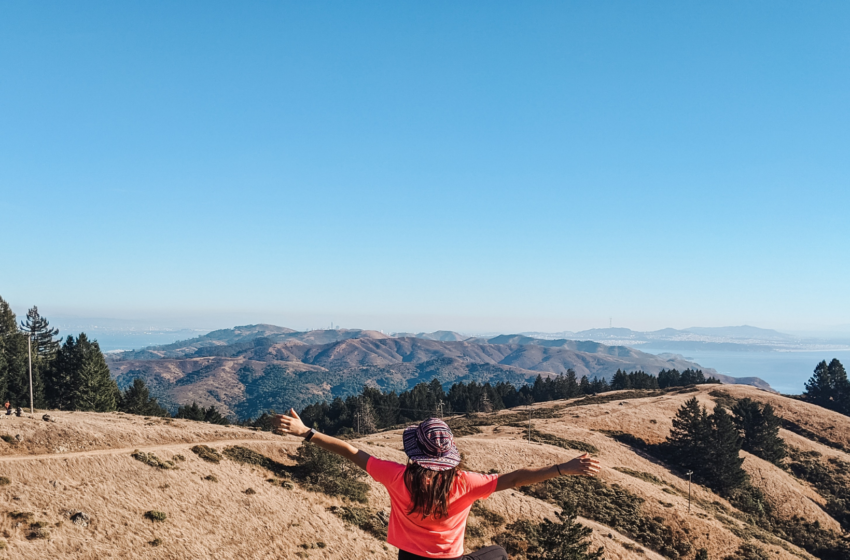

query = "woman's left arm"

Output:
[[273, 409, 372, 471], [495, 453, 600, 492]]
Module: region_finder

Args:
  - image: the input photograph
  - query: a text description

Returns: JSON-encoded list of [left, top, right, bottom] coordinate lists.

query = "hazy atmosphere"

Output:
[[2, 3, 849, 337]]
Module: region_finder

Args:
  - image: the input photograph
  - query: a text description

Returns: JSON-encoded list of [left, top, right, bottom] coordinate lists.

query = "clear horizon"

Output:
[[2, 3, 849, 334]]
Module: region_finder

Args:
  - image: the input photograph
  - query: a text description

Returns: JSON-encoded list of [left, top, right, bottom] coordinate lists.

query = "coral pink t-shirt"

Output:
[[367, 457, 499, 558]]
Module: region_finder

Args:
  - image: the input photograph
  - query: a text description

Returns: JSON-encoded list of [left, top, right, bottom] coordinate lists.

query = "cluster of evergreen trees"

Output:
[[0, 297, 118, 411], [804, 359, 850, 416], [0, 296, 218, 421], [295, 368, 719, 436], [610, 368, 719, 390], [666, 396, 786, 495]]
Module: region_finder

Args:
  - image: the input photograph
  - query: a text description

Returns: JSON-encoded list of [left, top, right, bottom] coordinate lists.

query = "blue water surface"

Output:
[[640, 348, 850, 394]]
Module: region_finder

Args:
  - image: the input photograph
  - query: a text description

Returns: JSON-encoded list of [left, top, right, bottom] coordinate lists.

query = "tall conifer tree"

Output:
[[0, 297, 29, 406], [58, 334, 119, 412], [732, 398, 786, 465], [705, 407, 747, 494]]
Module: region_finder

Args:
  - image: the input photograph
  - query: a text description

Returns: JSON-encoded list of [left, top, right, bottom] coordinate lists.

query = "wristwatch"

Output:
[[304, 428, 318, 442]]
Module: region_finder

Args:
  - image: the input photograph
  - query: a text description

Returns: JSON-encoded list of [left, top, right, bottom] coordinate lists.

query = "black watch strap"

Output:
[[304, 428, 317, 442]]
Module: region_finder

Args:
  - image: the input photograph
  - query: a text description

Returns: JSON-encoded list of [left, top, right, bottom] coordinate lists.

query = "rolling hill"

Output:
[[106, 326, 770, 419], [0, 385, 846, 559]]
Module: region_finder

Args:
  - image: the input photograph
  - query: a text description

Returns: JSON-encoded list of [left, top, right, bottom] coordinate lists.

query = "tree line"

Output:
[[287, 367, 719, 436]]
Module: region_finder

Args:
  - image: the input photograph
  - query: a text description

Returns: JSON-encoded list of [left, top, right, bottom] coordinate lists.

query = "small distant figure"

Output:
[[4, 402, 10, 416], [15, 407, 23, 417]]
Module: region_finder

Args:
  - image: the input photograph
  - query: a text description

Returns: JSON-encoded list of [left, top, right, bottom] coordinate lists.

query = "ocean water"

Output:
[[640, 348, 850, 394]]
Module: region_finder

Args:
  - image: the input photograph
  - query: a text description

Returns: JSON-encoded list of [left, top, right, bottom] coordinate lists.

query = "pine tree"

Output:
[[19, 306, 59, 358], [657, 369, 678, 389], [71, 334, 119, 412], [203, 405, 230, 425], [805, 359, 850, 415], [45, 335, 78, 410], [529, 501, 604, 560], [17, 306, 58, 408], [705, 406, 747, 494], [0, 297, 29, 407], [175, 402, 206, 421], [828, 359, 850, 415], [119, 378, 169, 417], [610, 370, 631, 390], [805, 360, 833, 409], [732, 398, 786, 465], [667, 397, 711, 471], [579, 375, 591, 395]]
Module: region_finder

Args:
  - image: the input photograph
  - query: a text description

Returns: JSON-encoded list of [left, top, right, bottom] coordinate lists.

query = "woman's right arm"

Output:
[[273, 409, 372, 471], [495, 453, 600, 492]]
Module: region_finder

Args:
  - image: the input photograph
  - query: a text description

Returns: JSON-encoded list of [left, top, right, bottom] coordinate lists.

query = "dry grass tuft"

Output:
[[0, 476, 10, 486]]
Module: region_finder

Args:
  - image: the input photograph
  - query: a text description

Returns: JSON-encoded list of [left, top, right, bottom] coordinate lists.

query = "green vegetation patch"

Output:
[[470, 501, 505, 527], [613, 467, 666, 486], [709, 389, 739, 409], [786, 447, 850, 531], [327, 505, 388, 540], [0, 476, 10, 486], [723, 542, 772, 560], [203, 474, 218, 483], [0, 435, 17, 445], [521, 476, 692, 559], [190, 444, 222, 463], [131, 450, 178, 470], [294, 442, 369, 503], [524, 429, 599, 454], [8, 511, 34, 521], [780, 418, 849, 454], [495, 501, 603, 560], [144, 510, 167, 522], [223, 445, 289, 478]]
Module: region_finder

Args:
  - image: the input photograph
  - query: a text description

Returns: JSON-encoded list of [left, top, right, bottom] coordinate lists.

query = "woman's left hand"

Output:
[[559, 453, 601, 477], [272, 408, 311, 437]]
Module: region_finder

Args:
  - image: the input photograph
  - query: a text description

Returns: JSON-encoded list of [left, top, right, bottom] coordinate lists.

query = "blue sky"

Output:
[[1, 2, 848, 334]]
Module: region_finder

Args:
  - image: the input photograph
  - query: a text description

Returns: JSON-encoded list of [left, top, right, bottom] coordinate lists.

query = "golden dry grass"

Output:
[[0, 385, 843, 559]]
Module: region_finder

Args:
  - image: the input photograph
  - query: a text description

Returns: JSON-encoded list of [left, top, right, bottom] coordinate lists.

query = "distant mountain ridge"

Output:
[[515, 325, 846, 352], [107, 325, 771, 419]]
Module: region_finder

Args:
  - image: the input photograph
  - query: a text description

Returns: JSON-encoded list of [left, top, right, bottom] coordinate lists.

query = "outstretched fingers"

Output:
[[579, 455, 601, 476]]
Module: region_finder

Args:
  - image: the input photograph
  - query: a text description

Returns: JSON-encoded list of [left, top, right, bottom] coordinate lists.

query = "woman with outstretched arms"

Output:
[[273, 410, 600, 560]]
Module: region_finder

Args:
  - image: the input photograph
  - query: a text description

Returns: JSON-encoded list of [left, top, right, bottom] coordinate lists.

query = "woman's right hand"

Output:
[[559, 453, 601, 477]]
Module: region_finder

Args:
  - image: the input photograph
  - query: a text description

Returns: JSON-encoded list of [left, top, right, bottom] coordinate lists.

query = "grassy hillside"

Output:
[[0, 385, 846, 558]]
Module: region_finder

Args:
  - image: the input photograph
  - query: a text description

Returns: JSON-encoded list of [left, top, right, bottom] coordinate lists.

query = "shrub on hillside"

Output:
[[786, 447, 850, 531], [293, 442, 369, 503], [520, 476, 691, 559], [144, 510, 167, 522], [327, 505, 388, 540], [723, 542, 771, 560], [495, 501, 602, 560], [190, 444, 222, 463], [223, 445, 289, 477], [131, 450, 178, 470]]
